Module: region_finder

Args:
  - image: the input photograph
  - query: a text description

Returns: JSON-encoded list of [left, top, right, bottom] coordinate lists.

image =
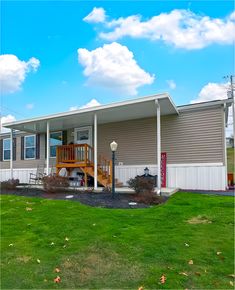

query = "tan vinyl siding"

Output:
[[97, 106, 224, 165], [0, 133, 46, 169], [97, 118, 157, 165], [0, 105, 225, 168], [161, 106, 224, 164]]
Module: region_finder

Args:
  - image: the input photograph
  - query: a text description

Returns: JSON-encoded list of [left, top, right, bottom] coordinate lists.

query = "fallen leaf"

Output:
[[44, 279, 47, 282], [229, 281, 234, 286], [65, 237, 69, 241], [205, 269, 207, 273], [138, 286, 144, 290], [63, 245, 67, 248], [160, 275, 166, 284], [228, 274, 235, 278], [37, 259, 41, 264], [26, 207, 32, 211], [179, 272, 188, 276], [93, 223, 96, 226], [188, 259, 194, 265], [54, 276, 61, 283], [54, 268, 60, 273], [195, 272, 201, 276], [184, 243, 190, 247], [216, 251, 222, 255], [50, 242, 55, 246], [8, 243, 14, 247]]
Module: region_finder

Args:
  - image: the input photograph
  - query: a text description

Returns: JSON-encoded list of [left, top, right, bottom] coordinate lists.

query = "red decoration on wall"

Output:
[[161, 152, 167, 187]]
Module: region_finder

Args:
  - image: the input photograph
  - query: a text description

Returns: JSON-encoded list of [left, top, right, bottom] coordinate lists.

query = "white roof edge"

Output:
[[3, 93, 173, 128], [178, 98, 233, 111]]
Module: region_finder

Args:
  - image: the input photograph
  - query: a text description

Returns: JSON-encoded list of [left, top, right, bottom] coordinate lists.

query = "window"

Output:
[[50, 132, 62, 157], [24, 135, 36, 159], [3, 138, 11, 161]]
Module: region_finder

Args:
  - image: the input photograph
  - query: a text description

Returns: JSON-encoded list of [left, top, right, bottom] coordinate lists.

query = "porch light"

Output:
[[110, 141, 118, 152], [110, 141, 118, 198], [144, 167, 150, 176]]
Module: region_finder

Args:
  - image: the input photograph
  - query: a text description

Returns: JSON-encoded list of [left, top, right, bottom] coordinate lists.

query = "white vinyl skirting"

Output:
[[0, 163, 227, 191]]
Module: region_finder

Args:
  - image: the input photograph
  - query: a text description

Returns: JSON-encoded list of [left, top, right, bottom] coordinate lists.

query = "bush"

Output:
[[127, 176, 155, 194], [132, 192, 166, 205], [128, 176, 165, 205], [42, 175, 69, 193], [1, 178, 20, 190]]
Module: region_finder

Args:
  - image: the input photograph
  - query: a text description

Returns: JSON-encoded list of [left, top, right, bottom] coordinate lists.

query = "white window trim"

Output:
[[74, 126, 93, 146], [24, 135, 36, 160], [50, 131, 62, 158], [3, 138, 11, 162]]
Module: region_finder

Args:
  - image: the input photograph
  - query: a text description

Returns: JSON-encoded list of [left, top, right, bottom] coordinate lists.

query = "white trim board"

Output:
[[0, 163, 227, 191]]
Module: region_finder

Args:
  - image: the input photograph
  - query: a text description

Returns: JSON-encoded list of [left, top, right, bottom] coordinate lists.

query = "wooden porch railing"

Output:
[[56, 144, 94, 165], [97, 155, 112, 179]]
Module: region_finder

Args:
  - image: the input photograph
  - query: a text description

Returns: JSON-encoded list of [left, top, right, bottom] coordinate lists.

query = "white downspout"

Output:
[[46, 121, 50, 175], [10, 129, 13, 179], [94, 113, 98, 189], [155, 100, 161, 195]]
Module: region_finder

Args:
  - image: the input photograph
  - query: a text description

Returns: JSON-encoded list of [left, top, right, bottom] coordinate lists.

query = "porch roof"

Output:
[[3, 93, 178, 133]]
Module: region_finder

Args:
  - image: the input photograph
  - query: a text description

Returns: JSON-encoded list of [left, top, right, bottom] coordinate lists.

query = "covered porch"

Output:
[[4, 94, 179, 192]]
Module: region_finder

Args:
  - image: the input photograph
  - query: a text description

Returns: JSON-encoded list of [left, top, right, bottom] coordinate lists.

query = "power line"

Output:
[[0, 105, 27, 119]]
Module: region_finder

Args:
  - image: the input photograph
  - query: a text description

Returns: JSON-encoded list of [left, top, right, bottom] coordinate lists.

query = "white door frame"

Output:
[[74, 126, 93, 146]]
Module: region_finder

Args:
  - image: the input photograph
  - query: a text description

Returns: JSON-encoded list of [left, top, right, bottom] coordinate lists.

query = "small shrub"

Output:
[[127, 176, 155, 194], [132, 192, 166, 205], [128, 176, 165, 205], [42, 175, 69, 193], [0, 178, 20, 190], [102, 186, 111, 193]]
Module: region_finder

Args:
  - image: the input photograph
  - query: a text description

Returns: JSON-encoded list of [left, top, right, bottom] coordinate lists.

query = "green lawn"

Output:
[[227, 147, 234, 173], [1, 193, 234, 289]]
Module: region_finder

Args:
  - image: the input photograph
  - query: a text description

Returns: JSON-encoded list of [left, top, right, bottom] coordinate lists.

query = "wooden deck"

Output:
[[56, 144, 115, 187]]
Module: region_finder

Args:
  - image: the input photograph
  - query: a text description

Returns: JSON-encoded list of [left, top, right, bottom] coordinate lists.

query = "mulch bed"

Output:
[[1, 188, 168, 209]]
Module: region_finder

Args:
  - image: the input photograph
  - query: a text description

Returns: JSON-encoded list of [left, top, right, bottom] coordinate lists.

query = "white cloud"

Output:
[[80, 98, 101, 109], [26, 103, 34, 110], [191, 82, 233, 137], [191, 82, 229, 103], [69, 98, 101, 111], [0, 114, 16, 133], [85, 8, 235, 49], [83, 7, 106, 23], [0, 54, 40, 94], [77, 42, 154, 95], [167, 80, 176, 90], [69, 106, 79, 111]]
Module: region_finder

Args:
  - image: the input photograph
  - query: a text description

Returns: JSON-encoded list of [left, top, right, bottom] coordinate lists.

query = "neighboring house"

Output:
[[0, 93, 232, 191], [226, 137, 234, 148]]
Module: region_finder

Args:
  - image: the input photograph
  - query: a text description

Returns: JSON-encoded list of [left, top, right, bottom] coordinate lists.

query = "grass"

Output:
[[1, 193, 234, 289], [227, 147, 234, 173]]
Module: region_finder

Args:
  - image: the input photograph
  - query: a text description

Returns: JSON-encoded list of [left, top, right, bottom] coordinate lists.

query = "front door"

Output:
[[74, 126, 93, 163], [74, 126, 92, 146]]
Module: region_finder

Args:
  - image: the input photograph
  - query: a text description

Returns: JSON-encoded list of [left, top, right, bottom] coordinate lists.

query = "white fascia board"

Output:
[[178, 99, 233, 112]]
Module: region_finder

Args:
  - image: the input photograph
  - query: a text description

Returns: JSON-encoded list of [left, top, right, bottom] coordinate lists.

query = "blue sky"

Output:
[[1, 0, 234, 126]]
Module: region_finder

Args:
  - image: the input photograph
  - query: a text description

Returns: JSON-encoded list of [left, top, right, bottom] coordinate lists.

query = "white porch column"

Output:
[[94, 113, 98, 189], [10, 129, 13, 179], [46, 121, 50, 175], [155, 100, 161, 194]]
